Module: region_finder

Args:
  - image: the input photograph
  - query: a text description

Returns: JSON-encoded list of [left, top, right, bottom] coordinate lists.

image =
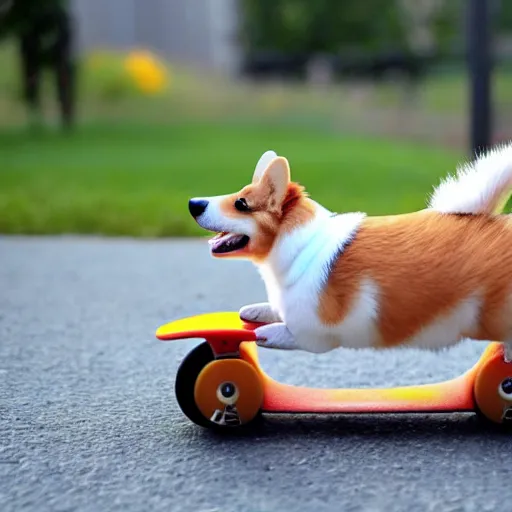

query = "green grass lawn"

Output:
[[0, 121, 464, 237]]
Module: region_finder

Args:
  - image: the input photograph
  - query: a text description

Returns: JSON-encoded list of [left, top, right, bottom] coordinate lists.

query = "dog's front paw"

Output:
[[254, 322, 297, 350], [239, 302, 281, 324]]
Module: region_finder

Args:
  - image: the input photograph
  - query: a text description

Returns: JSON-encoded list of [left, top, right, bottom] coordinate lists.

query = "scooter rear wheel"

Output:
[[473, 345, 512, 426]]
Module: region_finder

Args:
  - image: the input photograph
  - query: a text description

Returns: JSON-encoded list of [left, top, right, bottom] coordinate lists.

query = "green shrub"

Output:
[[80, 49, 170, 101]]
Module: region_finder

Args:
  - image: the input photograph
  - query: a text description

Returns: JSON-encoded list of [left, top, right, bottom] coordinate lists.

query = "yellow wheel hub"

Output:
[[194, 358, 264, 426]]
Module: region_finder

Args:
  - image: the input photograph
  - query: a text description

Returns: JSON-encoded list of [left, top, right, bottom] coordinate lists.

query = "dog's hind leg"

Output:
[[239, 302, 281, 324]]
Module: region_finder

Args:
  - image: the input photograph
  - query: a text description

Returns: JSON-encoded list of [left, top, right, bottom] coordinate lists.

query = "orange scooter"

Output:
[[156, 312, 512, 430]]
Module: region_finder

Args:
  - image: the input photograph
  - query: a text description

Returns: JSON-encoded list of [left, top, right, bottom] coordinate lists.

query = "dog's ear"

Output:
[[259, 157, 291, 205], [253, 150, 277, 183]]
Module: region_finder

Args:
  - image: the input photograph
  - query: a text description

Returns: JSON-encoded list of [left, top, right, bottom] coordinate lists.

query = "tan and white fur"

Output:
[[188, 145, 512, 361]]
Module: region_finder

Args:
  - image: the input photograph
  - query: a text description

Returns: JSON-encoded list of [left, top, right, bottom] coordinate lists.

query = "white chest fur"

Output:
[[257, 205, 367, 352]]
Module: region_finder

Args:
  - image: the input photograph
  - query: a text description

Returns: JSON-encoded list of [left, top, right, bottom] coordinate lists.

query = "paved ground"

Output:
[[1, 236, 510, 512]]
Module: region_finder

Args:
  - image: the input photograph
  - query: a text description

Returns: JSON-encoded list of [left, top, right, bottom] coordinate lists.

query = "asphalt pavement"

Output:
[[1, 236, 510, 512]]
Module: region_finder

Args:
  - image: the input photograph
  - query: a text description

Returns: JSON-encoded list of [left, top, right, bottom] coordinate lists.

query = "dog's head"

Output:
[[189, 151, 314, 261]]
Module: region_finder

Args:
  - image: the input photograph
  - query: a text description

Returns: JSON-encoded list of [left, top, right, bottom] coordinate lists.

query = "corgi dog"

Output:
[[188, 145, 512, 361]]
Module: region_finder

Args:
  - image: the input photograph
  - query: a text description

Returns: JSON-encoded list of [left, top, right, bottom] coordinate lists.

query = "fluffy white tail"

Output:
[[428, 143, 512, 215]]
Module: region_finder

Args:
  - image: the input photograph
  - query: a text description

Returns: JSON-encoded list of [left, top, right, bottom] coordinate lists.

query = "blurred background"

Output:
[[0, 0, 510, 237]]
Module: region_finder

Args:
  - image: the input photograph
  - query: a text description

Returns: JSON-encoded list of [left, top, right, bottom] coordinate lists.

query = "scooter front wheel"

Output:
[[193, 357, 264, 428], [174, 342, 216, 428], [174, 342, 264, 429]]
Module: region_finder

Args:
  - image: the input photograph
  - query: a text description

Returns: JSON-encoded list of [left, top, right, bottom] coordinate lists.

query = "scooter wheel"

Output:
[[174, 342, 216, 428], [194, 358, 264, 429], [174, 342, 264, 429], [473, 345, 512, 426]]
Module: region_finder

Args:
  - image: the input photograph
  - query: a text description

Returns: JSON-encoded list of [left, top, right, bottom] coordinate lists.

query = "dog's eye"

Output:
[[234, 198, 250, 212]]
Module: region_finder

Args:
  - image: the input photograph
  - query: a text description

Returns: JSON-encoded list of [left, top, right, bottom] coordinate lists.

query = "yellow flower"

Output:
[[124, 50, 169, 95]]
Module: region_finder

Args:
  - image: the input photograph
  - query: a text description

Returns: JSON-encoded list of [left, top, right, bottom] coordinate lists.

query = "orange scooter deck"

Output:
[[157, 312, 500, 415]]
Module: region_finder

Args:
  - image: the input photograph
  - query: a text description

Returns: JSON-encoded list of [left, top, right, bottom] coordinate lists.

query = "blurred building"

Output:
[[69, 0, 512, 81], [70, 0, 242, 74]]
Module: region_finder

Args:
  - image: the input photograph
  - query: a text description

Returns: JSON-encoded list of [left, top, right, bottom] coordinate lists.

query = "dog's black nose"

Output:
[[189, 198, 209, 218]]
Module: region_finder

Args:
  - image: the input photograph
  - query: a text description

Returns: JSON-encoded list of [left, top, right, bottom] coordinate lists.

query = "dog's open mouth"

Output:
[[208, 232, 250, 254]]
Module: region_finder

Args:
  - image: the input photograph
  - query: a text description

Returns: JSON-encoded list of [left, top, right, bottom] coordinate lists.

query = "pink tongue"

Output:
[[210, 233, 246, 253], [210, 237, 225, 252]]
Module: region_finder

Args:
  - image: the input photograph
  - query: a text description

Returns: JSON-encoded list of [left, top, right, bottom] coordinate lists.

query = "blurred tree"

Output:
[[495, 0, 512, 33], [399, 0, 462, 56], [0, 0, 76, 129], [0, 0, 65, 37], [240, 0, 460, 55]]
